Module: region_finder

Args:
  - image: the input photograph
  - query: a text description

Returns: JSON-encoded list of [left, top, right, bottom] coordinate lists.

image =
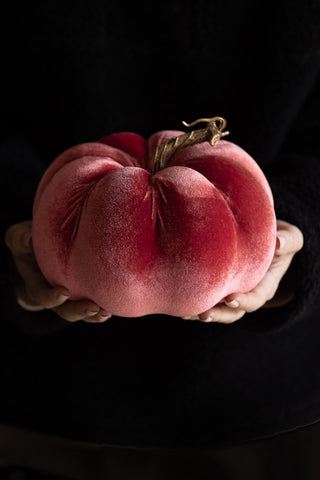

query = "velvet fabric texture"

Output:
[[1, 0, 320, 451], [32, 132, 276, 317]]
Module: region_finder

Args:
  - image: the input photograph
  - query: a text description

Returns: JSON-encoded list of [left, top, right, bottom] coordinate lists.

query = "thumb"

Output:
[[275, 220, 304, 256], [5, 221, 33, 255]]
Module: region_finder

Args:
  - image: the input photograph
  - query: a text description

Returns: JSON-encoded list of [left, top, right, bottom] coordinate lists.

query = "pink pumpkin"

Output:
[[32, 126, 276, 318]]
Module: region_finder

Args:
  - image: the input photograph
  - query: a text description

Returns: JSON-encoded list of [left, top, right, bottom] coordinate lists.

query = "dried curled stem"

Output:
[[151, 116, 229, 174]]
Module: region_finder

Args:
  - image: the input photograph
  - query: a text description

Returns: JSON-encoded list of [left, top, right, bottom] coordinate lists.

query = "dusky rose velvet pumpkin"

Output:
[[32, 118, 277, 318]]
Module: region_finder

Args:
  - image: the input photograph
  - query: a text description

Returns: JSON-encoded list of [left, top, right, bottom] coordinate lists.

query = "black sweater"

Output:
[[1, 0, 320, 448]]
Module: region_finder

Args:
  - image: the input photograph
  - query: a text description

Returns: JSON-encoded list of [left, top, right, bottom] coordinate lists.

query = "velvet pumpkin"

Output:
[[32, 127, 277, 318]]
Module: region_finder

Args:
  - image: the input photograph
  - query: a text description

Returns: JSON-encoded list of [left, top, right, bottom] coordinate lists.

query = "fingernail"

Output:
[[203, 315, 214, 322], [85, 308, 99, 316], [100, 309, 111, 317], [276, 236, 286, 251], [24, 232, 32, 248], [56, 290, 70, 301], [225, 300, 239, 308]]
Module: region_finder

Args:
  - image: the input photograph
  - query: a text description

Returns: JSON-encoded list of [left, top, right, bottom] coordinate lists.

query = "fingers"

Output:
[[17, 275, 112, 323], [20, 274, 112, 324], [275, 220, 304, 255], [82, 311, 112, 323], [17, 283, 70, 312], [220, 221, 303, 315], [12, 272, 47, 311], [29, 284, 71, 309], [182, 305, 246, 324], [5, 221, 71, 309], [182, 260, 288, 324], [18, 276, 112, 323], [183, 219, 304, 324], [199, 305, 246, 324], [12, 249, 71, 309], [5, 221, 112, 324], [5, 221, 33, 255], [223, 255, 293, 314], [52, 302, 112, 323]]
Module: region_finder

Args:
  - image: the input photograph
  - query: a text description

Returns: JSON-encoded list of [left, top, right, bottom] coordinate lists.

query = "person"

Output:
[[4, 216, 304, 324], [1, 0, 319, 477]]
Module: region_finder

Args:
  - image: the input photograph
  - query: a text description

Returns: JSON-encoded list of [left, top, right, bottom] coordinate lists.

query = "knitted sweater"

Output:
[[0, 0, 319, 448]]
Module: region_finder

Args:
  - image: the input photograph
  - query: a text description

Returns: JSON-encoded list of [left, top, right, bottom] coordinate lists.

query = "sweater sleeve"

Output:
[[0, 135, 72, 336], [238, 74, 320, 334]]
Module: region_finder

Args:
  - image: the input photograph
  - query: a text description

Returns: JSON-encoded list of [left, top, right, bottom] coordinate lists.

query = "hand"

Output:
[[4, 221, 112, 323], [182, 219, 304, 324]]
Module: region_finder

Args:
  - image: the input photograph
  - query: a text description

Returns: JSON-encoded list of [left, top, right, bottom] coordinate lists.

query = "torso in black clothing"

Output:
[[1, 0, 320, 448]]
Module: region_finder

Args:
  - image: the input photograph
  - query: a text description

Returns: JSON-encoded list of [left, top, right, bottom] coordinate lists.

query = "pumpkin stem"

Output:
[[151, 116, 230, 174]]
